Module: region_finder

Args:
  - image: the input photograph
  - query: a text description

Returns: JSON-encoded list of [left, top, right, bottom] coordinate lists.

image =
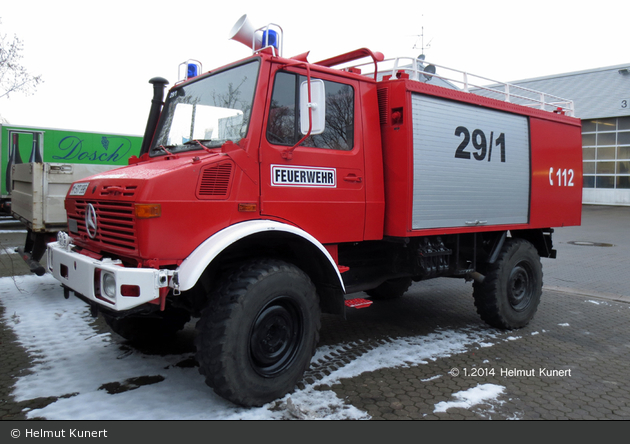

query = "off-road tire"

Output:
[[473, 238, 542, 329], [366, 277, 413, 300], [195, 259, 321, 407], [103, 307, 191, 343]]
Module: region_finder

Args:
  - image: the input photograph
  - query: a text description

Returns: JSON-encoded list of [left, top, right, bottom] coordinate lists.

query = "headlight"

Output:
[[102, 273, 117, 298]]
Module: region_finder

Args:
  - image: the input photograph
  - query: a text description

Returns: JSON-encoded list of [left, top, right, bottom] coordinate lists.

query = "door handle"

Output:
[[465, 220, 488, 226], [344, 174, 363, 183]]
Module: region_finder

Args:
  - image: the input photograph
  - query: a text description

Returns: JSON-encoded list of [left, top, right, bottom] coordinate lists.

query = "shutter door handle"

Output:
[[465, 220, 488, 226]]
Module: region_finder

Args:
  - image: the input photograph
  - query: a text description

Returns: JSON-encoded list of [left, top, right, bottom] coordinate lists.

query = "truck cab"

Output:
[[50, 47, 383, 295]]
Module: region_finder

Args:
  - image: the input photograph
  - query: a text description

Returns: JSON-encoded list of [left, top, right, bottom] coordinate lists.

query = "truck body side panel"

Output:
[[1, 125, 142, 198], [411, 93, 530, 229], [529, 117, 583, 227], [11, 163, 121, 232], [378, 78, 582, 237]]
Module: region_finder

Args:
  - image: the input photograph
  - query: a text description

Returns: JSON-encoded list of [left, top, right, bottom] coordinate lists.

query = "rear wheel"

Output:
[[195, 259, 321, 407], [473, 239, 542, 329]]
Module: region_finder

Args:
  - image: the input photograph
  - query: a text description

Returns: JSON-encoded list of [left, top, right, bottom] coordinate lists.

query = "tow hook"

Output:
[[172, 271, 180, 296]]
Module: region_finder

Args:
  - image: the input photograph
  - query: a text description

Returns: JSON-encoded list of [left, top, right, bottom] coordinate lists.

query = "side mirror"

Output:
[[300, 79, 326, 135]]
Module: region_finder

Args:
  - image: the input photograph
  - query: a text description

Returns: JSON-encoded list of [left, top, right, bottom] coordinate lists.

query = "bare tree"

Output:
[[0, 18, 43, 111]]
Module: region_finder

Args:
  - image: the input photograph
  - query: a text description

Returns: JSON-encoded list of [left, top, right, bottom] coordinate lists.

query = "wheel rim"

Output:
[[508, 261, 534, 311], [250, 297, 302, 377]]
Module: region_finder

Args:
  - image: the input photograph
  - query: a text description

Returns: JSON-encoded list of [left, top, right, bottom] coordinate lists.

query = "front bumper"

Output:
[[47, 233, 178, 311]]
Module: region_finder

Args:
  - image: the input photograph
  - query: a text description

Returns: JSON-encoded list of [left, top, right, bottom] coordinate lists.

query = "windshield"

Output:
[[151, 59, 260, 155]]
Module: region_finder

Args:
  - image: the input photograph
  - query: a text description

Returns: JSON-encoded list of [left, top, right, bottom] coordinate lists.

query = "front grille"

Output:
[[70, 200, 137, 251]]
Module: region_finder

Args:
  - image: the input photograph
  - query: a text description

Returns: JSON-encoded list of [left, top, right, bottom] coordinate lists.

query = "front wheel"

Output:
[[195, 259, 321, 407], [473, 239, 542, 329]]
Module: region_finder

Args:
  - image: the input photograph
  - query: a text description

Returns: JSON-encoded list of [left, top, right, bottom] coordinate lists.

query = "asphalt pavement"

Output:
[[1, 204, 629, 420]]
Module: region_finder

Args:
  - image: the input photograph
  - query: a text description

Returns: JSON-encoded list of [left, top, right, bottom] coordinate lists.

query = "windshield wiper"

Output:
[[183, 139, 213, 145], [157, 145, 175, 156], [183, 139, 217, 153]]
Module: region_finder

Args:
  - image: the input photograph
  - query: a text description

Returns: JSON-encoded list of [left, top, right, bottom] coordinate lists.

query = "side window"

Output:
[[267, 72, 297, 146], [267, 71, 354, 151]]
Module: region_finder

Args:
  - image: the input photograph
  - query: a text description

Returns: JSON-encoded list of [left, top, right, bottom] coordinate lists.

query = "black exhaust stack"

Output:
[[140, 77, 169, 156]]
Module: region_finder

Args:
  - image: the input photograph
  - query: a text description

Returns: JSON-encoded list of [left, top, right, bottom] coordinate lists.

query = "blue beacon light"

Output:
[[187, 63, 199, 78], [179, 60, 202, 82], [262, 29, 278, 49]]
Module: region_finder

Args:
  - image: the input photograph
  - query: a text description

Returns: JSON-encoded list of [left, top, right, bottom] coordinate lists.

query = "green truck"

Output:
[[1, 125, 142, 274]]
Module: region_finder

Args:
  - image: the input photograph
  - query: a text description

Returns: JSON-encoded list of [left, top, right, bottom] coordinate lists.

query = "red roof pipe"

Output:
[[315, 48, 384, 80]]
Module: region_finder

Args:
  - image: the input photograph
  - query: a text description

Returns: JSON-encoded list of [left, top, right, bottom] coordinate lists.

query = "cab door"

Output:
[[260, 68, 365, 244]]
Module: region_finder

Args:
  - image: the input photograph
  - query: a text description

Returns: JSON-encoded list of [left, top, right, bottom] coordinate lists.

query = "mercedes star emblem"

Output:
[[85, 203, 98, 239]]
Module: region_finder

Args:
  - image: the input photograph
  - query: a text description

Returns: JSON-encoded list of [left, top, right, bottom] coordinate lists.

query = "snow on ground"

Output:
[[433, 384, 505, 413], [2, 274, 508, 420]]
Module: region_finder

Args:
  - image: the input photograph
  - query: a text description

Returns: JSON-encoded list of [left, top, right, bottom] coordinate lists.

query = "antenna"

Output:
[[411, 25, 433, 59]]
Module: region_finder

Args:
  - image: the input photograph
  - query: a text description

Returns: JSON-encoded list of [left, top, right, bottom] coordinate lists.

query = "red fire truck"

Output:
[[47, 15, 582, 407]]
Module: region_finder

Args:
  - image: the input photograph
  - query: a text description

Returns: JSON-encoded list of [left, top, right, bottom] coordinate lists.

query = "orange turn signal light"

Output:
[[135, 204, 162, 219], [238, 203, 257, 212]]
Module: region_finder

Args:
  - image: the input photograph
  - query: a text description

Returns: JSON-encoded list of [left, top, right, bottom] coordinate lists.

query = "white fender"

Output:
[[176, 220, 345, 292]]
